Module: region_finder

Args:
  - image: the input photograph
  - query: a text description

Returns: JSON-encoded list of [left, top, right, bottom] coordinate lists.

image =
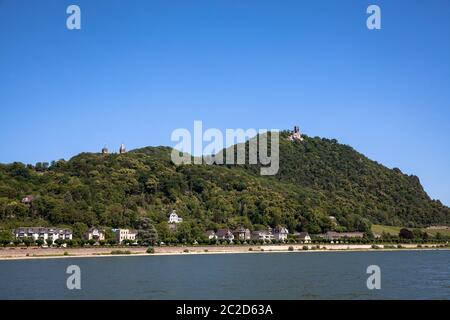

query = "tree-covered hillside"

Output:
[[0, 131, 448, 241]]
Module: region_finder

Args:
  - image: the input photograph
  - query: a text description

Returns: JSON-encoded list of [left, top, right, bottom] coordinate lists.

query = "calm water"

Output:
[[0, 251, 449, 300]]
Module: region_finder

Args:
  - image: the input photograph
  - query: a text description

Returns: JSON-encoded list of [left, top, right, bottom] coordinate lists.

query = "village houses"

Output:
[[232, 227, 251, 241], [113, 228, 138, 244], [295, 232, 312, 243], [168, 210, 183, 224], [251, 230, 275, 242], [215, 229, 235, 242], [13, 227, 73, 244], [273, 226, 289, 241], [84, 227, 105, 242], [206, 230, 218, 240], [316, 231, 365, 241]]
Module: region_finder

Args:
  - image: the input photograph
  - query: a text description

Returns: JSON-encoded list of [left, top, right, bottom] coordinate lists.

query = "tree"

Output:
[[72, 222, 88, 240], [135, 217, 158, 245], [399, 228, 414, 240], [36, 239, 45, 247], [22, 237, 34, 247], [54, 239, 65, 247]]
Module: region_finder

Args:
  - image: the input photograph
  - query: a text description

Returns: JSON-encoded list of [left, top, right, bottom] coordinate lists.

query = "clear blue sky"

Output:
[[0, 0, 449, 205]]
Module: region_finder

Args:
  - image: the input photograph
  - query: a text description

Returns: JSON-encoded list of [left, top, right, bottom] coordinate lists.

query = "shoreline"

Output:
[[0, 244, 449, 261]]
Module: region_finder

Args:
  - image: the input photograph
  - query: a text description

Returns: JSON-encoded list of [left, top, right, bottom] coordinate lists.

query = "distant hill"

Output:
[[0, 130, 448, 240]]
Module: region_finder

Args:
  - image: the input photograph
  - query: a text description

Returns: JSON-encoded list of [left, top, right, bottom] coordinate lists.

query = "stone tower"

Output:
[[101, 146, 109, 154], [288, 126, 304, 142], [119, 144, 126, 154]]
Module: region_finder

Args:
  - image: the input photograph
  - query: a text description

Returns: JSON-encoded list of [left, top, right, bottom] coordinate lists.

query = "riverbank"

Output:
[[0, 243, 449, 261]]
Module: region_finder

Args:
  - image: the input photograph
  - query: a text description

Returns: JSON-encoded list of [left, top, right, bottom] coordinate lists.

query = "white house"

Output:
[[296, 232, 312, 244], [168, 210, 183, 224], [113, 229, 138, 244], [251, 230, 274, 242], [215, 229, 234, 242], [206, 230, 218, 240], [84, 227, 105, 241], [273, 227, 289, 241], [13, 227, 73, 244], [232, 227, 251, 241]]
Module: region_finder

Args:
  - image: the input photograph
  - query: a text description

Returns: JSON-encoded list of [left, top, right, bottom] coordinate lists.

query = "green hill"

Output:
[[0, 130, 448, 241]]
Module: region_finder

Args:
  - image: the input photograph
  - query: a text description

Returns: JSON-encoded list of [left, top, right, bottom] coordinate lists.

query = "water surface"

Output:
[[0, 251, 448, 299]]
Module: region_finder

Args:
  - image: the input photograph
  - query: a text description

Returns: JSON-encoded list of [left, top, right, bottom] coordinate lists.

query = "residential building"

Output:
[[251, 230, 274, 242], [84, 227, 105, 241], [13, 227, 72, 244], [21, 195, 34, 204], [215, 229, 234, 242], [206, 230, 218, 240], [113, 229, 138, 244], [295, 232, 312, 243], [318, 231, 365, 240], [232, 227, 251, 241], [273, 226, 289, 241], [168, 210, 183, 224]]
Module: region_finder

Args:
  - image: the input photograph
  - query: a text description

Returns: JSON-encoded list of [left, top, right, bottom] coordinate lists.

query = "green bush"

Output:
[[302, 246, 309, 250], [288, 246, 294, 251], [111, 250, 131, 255], [146, 246, 155, 254]]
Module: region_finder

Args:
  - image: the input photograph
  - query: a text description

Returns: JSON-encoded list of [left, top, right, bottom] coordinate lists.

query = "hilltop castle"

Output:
[[101, 144, 126, 154], [288, 126, 304, 142]]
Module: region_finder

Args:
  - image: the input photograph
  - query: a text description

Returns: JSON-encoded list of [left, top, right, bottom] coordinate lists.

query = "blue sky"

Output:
[[0, 0, 449, 205]]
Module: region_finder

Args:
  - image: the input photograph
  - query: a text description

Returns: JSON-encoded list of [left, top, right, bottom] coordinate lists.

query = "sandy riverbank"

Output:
[[0, 244, 448, 261]]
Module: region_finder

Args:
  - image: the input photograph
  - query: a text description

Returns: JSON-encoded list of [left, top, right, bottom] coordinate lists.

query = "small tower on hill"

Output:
[[288, 126, 304, 142], [119, 143, 126, 154], [101, 146, 109, 155]]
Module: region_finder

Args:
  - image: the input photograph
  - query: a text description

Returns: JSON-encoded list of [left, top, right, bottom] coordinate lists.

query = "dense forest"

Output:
[[0, 130, 449, 242]]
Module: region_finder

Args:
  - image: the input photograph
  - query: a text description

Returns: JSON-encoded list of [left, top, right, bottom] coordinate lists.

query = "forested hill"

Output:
[[0, 131, 448, 238]]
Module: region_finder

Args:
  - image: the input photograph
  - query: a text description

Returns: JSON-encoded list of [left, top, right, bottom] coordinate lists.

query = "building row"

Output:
[[314, 231, 364, 240], [13, 227, 73, 244], [206, 227, 312, 243], [12, 227, 139, 245]]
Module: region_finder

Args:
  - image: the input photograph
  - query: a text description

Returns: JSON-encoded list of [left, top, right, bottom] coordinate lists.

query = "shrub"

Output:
[[288, 246, 294, 251], [248, 248, 253, 251], [111, 250, 131, 255], [371, 245, 381, 249], [146, 246, 155, 254], [64, 251, 69, 256], [302, 246, 309, 251], [183, 249, 189, 253]]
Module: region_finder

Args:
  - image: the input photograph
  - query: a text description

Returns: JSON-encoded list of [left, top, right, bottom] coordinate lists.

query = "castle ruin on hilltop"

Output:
[[288, 126, 304, 142], [101, 144, 127, 154]]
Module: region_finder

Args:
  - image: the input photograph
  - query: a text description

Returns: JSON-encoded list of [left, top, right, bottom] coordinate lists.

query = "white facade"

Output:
[[273, 227, 289, 241], [206, 230, 218, 240], [216, 229, 235, 242], [168, 211, 183, 224], [13, 227, 73, 244], [296, 232, 312, 244], [114, 229, 137, 244], [251, 231, 275, 242], [84, 227, 105, 241]]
